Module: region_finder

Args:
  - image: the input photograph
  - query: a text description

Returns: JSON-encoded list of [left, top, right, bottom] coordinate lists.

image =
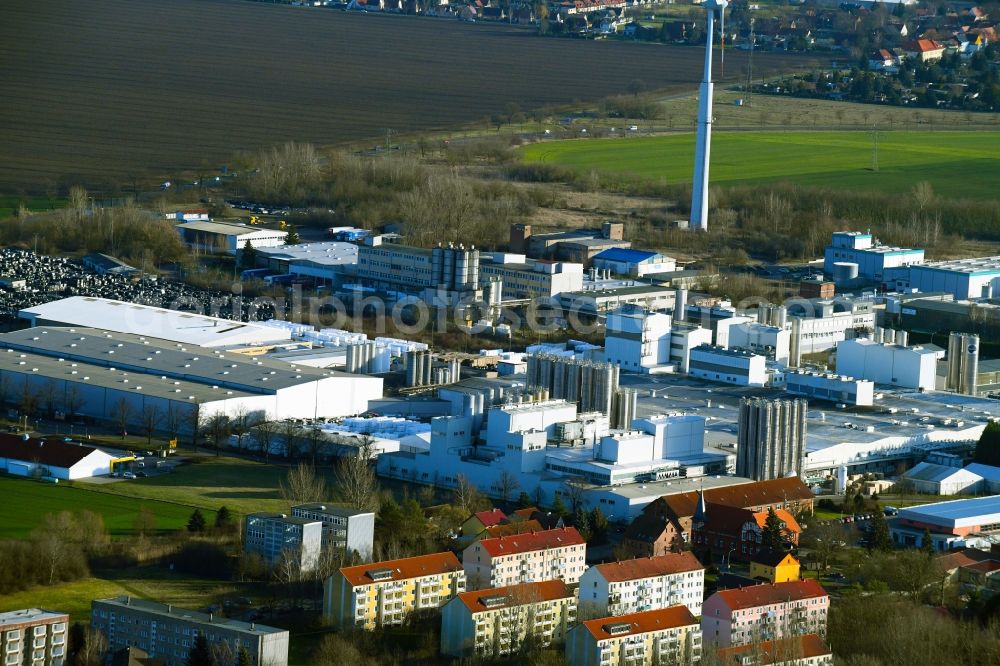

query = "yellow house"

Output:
[[750, 551, 801, 583], [323, 552, 466, 630]]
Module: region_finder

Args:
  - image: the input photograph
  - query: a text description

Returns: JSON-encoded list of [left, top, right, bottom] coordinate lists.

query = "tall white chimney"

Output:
[[690, 0, 728, 232]]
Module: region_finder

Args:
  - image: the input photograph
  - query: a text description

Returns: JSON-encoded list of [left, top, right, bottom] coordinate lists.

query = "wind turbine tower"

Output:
[[689, 0, 728, 232]]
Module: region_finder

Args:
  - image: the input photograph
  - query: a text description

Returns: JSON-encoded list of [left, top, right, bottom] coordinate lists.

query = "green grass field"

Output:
[[0, 476, 206, 539], [91, 456, 338, 516], [0, 195, 64, 219], [521, 130, 1000, 199], [0, 568, 251, 626]]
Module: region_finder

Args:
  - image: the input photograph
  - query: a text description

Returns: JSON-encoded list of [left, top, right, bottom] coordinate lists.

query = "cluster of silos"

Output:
[[871, 326, 908, 346], [947, 331, 980, 395], [404, 349, 461, 388], [525, 353, 620, 415], [736, 396, 808, 482], [345, 342, 379, 374], [757, 304, 788, 328], [431, 243, 480, 290], [610, 388, 637, 429]]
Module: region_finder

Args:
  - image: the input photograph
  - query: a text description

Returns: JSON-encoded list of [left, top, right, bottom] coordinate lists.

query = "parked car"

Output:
[[123, 472, 136, 480]]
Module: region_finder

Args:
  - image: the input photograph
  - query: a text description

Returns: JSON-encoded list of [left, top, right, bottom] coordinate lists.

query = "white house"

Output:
[[0, 434, 117, 479]]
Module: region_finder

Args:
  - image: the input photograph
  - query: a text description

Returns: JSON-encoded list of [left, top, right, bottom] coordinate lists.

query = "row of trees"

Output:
[[4, 188, 188, 267], [0, 511, 109, 594]]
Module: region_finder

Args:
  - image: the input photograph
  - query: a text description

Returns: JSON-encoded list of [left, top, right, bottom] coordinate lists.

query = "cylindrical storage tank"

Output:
[[346, 344, 357, 373], [405, 350, 418, 386], [832, 262, 859, 284], [422, 350, 433, 386], [965, 334, 980, 395], [455, 251, 468, 289], [468, 249, 480, 288], [894, 330, 907, 346], [774, 306, 787, 329], [431, 246, 443, 287], [675, 288, 688, 323]]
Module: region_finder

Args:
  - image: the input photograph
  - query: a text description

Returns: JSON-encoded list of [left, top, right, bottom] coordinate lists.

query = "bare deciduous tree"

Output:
[[454, 474, 483, 516], [496, 470, 520, 509], [140, 405, 161, 447], [280, 462, 326, 504], [251, 417, 278, 462], [334, 436, 379, 512], [76, 627, 108, 666], [111, 397, 133, 437]]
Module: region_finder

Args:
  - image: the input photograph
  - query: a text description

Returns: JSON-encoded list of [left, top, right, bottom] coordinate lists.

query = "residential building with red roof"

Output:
[[566, 605, 702, 666], [323, 552, 465, 630], [691, 503, 802, 564], [716, 633, 832, 666], [624, 478, 813, 557], [440, 580, 576, 657], [461, 508, 508, 537], [701, 580, 829, 648], [905, 38, 945, 61], [462, 527, 587, 589], [578, 552, 705, 618]]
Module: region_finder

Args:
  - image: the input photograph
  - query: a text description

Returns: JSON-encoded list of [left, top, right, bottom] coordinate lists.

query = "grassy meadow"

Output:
[[521, 130, 1000, 199], [0, 476, 205, 539]]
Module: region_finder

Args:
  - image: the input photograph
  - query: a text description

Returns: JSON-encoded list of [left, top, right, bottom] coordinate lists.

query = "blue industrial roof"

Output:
[[593, 248, 661, 263], [898, 495, 1000, 527]]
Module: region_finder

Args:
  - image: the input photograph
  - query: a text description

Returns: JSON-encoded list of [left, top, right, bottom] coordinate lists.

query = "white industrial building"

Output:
[[255, 242, 359, 286], [0, 327, 382, 429], [901, 462, 983, 495], [176, 220, 288, 254], [19, 297, 294, 348], [835, 338, 937, 390], [591, 249, 677, 277], [908, 256, 1000, 300], [604, 306, 673, 372], [965, 463, 1000, 494], [376, 399, 726, 519], [823, 231, 924, 283], [0, 434, 118, 479], [560, 284, 677, 314], [716, 318, 790, 365], [688, 345, 767, 387], [479, 253, 583, 300], [784, 370, 875, 407]]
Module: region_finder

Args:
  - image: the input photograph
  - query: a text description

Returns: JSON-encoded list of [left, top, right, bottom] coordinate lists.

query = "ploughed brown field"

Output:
[[1, 0, 803, 191]]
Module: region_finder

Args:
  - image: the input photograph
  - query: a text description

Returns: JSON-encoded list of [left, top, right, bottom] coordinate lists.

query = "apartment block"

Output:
[[290, 504, 375, 560], [462, 527, 587, 590], [566, 606, 702, 666], [0, 609, 69, 666], [440, 580, 576, 658], [701, 580, 829, 648], [90, 597, 288, 666], [716, 633, 833, 666], [579, 552, 705, 618], [242, 513, 322, 574], [323, 552, 466, 630]]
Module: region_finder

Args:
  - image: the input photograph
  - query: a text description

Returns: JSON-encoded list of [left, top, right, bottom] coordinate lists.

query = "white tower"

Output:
[[690, 0, 728, 232]]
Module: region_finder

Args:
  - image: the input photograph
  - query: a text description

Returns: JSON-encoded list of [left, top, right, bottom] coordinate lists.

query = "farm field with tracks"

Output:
[[0, 0, 805, 191]]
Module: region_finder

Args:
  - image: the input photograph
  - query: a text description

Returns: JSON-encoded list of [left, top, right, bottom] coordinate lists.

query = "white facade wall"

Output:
[[835, 339, 936, 390], [725, 323, 791, 366], [688, 347, 767, 387], [909, 265, 1000, 300], [579, 567, 705, 617], [462, 541, 588, 589], [785, 372, 875, 407], [604, 309, 673, 371], [670, 327, 713, 374], [790, 311, 876, 356]]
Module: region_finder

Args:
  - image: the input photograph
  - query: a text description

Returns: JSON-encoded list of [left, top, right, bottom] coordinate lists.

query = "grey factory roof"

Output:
[[0, 609, 67, 628], [0, 344, 258, 404], [18, 297, 292, 348], [94, 597, 284, 635], [0, 327, 350, 395]]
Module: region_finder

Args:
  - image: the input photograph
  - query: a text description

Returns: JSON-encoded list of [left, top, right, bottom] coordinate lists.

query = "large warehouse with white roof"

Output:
[[0, 327, 381, 429], [19, 297, 293, 348]]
